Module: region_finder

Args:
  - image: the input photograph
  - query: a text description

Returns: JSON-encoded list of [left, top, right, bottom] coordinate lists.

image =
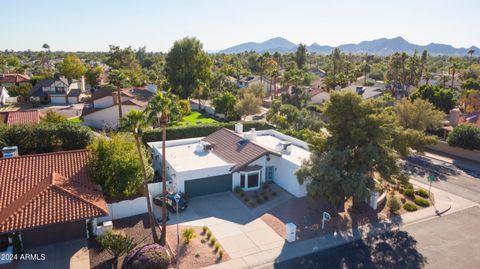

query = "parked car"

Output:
[[153, 193, 188, 213]]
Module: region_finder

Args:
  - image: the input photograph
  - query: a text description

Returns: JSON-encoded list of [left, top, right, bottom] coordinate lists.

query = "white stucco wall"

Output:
[[269, 155, 307, 197], [83, 105, 144, 129]]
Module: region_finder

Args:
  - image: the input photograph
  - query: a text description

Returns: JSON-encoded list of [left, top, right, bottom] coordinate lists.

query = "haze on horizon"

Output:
[[1, 0, 479, 52]]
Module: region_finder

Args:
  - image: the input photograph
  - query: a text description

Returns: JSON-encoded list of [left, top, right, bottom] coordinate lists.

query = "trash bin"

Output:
[[286, 222, 296, 242]]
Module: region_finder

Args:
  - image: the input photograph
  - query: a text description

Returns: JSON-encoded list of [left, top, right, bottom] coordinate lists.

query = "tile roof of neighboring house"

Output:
[[0, 150, 108, 233], [202, 128, 280, 172], [0, 74, 30, 84], [0, 110, 40, 125], [460, 113, 480, 127], [81, 106, 103, 116], [91, 88, 115, 100]]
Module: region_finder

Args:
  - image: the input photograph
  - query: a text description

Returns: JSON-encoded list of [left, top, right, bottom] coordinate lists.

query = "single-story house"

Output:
[[82, 87, 152, 129], [0, 150, 108, 249], [148, 124, 311, 198], [29, 76, 85, 104], [0, 110, 40, 126], [0, 74, 30, 88], [339, 85, 385, 100], [238, 75, 274, 95]]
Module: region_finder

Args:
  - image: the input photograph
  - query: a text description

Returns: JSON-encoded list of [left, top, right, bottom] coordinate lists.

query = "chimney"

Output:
[[449, 108, 460, 126], [80, 76, 86, 92], [245, 128, 257, 141], [235, 123, 243, 134]]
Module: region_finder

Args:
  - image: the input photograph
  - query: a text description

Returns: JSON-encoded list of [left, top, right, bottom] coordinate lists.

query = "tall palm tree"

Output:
[[109, 70, 128, 123], [448, 58, 461, 89], [361, 60, 371, 85], [468, 49, 475, 71], [121, 110, 159, 243], [145, 91, 182, 245]]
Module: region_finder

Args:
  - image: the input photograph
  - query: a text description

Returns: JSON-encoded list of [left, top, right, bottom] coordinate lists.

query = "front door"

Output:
[[266, 166, 274, 182]]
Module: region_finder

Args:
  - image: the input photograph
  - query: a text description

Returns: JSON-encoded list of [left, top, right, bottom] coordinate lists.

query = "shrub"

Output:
[[387, 196, 401, 213], [404, 188, 415, 198], [234, 186, 242, 194], [195, 252, 200, 258], [182, 228, 197, 244], [178, 99, 191, 115], [405, 183, 414, 190], [249, 202, 256, 208], [403, 202, 418, 212], [202, 226, 208, 234], [447, 124, 480, 150], [123, 243, 170, 269], [97, 230, 136, 258], [201, 239, 207, 244], [414, 198, 430, 207], [219, 249, 224, 259], [206, 230, 212, 239], [415, 188, 429, 198], [243, 197, 250, 203], [214, 242, 220, 252], [209, 237, 216, 245], [240, 192, 246, 197], [142, 121, 273, 143]]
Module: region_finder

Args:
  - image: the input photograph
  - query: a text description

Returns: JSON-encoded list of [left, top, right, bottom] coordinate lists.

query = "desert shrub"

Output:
[[195, 252, 200, 258], [182, 228, 197, 244], [405, 183, 414, 190], [249, 202, 256, 208], [243, 197, 250, 203], [122, 243, 170, 269], [447, 124, 480, 150], [200, 239, 207, 244], [219, 249, 224, 258], [387, 196, 401, 213], [97, 230, 136, 258], [415, 188, 429, 198], [414, 198, 430, 207], [206, 230, 212, 239], [404, 188, 415, 198], [403, 202, 418, 212], [214, 242, 220, 252], [202, 226, 208, 234], [209, 237, 216, 245]]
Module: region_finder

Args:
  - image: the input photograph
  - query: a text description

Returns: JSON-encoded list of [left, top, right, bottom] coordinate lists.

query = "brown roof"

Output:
[[0, 110, 40, 126], [0, 74, 30, 84], [92, 88, 115, 100], [0, 150, 108, 233], [202, 128, 280, 172]]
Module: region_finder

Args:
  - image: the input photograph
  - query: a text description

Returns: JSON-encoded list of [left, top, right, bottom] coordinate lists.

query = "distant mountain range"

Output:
[[219, 36, 479, 56]]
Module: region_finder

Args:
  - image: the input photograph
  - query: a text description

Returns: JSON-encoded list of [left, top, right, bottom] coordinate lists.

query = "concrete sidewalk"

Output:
[[203, 181, 478, 269]]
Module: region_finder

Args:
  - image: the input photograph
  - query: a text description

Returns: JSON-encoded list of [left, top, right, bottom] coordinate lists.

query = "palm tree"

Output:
[[145, 91, 182, 245], [468, 49, 475, 71], [109, 70, 128, 123], [121, 110, 159, 243], [448, 58, 461, 89], [361, 60, 371, 85]]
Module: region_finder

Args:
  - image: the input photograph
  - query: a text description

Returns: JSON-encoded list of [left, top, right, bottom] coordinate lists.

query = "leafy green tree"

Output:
[[87, 134, 151, 198], [410, 85, 457, 113], [461, 78, 480, 90], [235, 92, 262, 120], [459, 89, 480, 113], [85, 65, 104, 89], [6, 83, 32, 98], [144, 91, 182, 245], [447, 124, 480, 150], [295, 43, 307, 69], [394, 98, 444, 131], [281, 87, 310, 109], [57, 53, 86, 80], [121, 110, 159, 243], [212, 92, 237, 120], [106, 45, 145, 86], [296, 91, 436, 210], [165, 37, 212, 99]]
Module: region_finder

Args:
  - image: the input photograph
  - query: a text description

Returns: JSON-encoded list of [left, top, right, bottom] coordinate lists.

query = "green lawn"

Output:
[[173, 112, 218, 126], [67, 117, 83, 123]]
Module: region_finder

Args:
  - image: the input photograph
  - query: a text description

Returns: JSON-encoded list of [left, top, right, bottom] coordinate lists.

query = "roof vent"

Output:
[[275, 141, 292, 155], [195, 141, 213, 153]]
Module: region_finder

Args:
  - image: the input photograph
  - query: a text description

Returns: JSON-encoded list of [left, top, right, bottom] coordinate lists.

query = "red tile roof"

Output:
[[202, 128, 280, 172], [0, 74, 30, 84], [0, 110, 40, 126], [0, 150, 108, 233]]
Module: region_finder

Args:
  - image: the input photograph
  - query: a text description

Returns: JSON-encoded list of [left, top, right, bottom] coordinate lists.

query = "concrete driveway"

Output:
[[160, 192, 285, 259], [1, 239, 89, 269]]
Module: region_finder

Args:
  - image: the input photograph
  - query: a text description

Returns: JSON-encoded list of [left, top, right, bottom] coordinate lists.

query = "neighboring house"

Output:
[[0, 110, 40, 126], [0, 150, 108, 249], [310, 68, 326, 78], [82, 87, 152, 129], [0, 74, 30, 88], [0, 87, 10, 106], [29, 76, 85, 104], [311, 91, 331, 105], [148, 124, 310, 198], [238, 75, 274, 95], [340, 85, 384, 100]]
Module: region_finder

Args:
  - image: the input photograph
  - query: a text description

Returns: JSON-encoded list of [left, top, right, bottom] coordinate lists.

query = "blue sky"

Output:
[[1, 0, 478, 51]]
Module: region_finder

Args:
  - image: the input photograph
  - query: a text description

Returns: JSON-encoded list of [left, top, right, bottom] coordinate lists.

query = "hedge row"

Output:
[[142, 121, 274, 143], [0, 122, 92, 155]]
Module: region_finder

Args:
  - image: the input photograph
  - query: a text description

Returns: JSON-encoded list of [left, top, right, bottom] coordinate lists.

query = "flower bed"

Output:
[[233, 183, 279, 208]]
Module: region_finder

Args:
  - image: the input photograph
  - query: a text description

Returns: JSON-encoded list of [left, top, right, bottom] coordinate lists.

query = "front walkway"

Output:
[[204, 179, 478, 269]]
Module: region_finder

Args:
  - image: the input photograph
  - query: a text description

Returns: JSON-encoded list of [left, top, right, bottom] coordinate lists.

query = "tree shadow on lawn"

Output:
[[274, 230, 426, 269]]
